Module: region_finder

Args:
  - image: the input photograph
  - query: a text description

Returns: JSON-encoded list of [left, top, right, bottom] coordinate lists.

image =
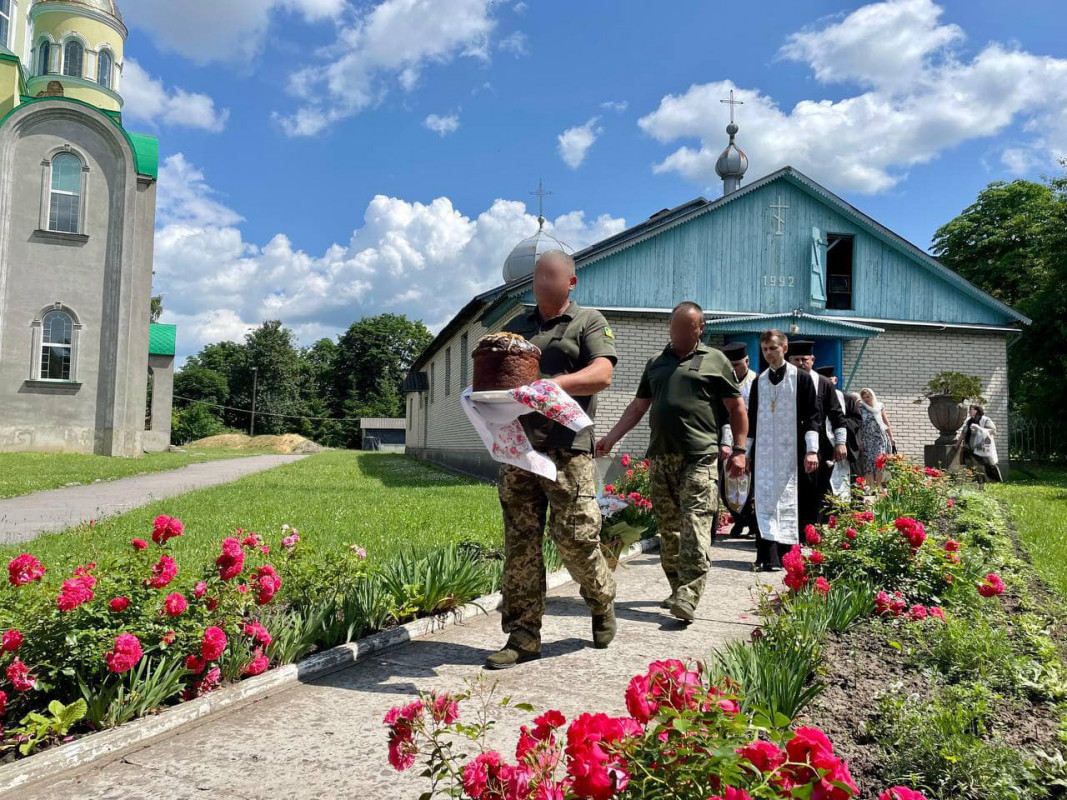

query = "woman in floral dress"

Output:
[[859, 388, 895, 487]]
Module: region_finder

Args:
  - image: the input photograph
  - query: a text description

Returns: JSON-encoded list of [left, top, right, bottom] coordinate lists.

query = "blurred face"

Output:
[[861, 390, 873, 404], [532, 254, 576, 308], [789, 354, 814, 372], [730, 356, 750, 378], [669, 308, 705, 353], [761, 337, 787, 367]]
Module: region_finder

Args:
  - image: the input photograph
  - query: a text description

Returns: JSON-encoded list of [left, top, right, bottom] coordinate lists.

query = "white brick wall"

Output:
[[408, 311, 1011, 466]]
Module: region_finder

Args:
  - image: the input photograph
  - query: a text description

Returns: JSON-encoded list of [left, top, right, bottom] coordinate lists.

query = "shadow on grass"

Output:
[[357, 452, 491, 489]]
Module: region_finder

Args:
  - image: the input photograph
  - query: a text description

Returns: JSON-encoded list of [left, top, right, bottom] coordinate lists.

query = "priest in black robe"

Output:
[[746, 330, 821, 571]]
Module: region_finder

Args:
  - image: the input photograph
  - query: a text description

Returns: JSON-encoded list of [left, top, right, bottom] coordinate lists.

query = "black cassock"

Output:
[[747, 364, 821, 568]]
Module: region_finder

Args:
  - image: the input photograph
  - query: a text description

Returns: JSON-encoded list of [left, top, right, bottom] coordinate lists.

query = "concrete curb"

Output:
[[0, 537, 661, 797]]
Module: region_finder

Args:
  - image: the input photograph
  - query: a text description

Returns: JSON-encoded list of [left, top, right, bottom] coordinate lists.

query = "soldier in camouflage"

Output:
[[487, 250, 619, 670], [596, 302, 748, 622]]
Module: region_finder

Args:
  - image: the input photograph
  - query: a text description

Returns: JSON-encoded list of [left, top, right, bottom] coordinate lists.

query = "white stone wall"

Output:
[[842, 329, 1009, 460], [407, 309, 1012, 470]]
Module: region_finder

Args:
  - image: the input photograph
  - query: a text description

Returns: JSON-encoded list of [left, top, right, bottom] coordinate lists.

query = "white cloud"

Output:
[[276, 0, 501, 137], [638, 0, 1067, 194], [498, 31, 529, 56], [557, 117, 603, 169], [600, 100, 628, 113], [154, 154, 626, 357], [122, 0, 346, 65], [121, 60, 229, 132], [424, 112, 460, 136]]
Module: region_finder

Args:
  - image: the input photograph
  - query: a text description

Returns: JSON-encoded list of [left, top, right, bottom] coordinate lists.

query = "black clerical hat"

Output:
[[816, 366, 836, 377], [721, 342, 748, 361], [790, 340, 815, 356]]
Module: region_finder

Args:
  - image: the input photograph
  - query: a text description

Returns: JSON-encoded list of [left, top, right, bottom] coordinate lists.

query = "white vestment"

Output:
[[827, 387, 851, 500], [754, 363, 803, 545]]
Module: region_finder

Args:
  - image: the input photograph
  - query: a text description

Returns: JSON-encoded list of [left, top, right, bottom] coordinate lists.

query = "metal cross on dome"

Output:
[[770, 195, 789, 236], [720, 89, 743, 124], [530, 178, 552, 228]]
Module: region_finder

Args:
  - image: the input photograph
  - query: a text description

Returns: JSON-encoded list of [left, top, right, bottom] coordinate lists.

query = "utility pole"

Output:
[[249, 367, 259, 436]]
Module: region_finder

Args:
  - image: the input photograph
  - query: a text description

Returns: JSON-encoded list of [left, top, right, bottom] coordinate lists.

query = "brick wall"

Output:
[[407, 311, 1011, 472]]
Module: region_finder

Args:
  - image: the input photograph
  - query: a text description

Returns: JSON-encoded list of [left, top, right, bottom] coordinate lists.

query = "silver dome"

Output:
[[502, 223, 573, 284], [715, 124, 748, 179]]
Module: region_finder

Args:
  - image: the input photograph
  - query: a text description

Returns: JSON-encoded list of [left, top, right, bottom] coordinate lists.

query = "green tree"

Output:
[[150, 295, 163, 323], [932, 162, 1067, 428], [332, 314, 432, 448], [238, 321, 307, 436]]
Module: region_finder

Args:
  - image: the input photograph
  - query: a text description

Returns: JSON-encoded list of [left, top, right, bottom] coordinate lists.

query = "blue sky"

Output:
[[116, 0, 1067, 358]]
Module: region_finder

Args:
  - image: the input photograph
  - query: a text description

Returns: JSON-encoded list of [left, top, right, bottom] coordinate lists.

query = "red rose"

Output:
[[875, 453, 888, 470], [243, 648, 270, 677], [8, 554, 46, 586], [879, 789, 930, 800], [145, 555, 178, 589], [163, 593, 188, 617], [808, 549, 825, 565], [201, 626, 228, 661], [907, 604, 928, 621], [736, 739, 786, 772], [131, 538, 149, 551], [0, 689, 7, 717], [620, 454, 631, 468], [185, 654, 206, 674], [805, 525, 821, 545], [6, 658, 36, 692], [253, 564, 282, 605], [2, 629, 24, 653], [57, 575, 95, 611], [194, 581, 208, 598], [109, 596, 131, 613], [105, 633, 143, 674], [978, 573, 1005, 597], [565, 712, 640, 800], [814, 577, 831, 596], [243, 621, 273, 647], [431, 692, 460, 724], [216, 537, 245, 581], [943, 540, 961, 552], [151, 515, 185, 545], [845, 527, 858, 540]]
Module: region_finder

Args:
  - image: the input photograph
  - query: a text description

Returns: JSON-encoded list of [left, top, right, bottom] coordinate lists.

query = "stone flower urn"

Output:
[[927, 394, 967, 445]]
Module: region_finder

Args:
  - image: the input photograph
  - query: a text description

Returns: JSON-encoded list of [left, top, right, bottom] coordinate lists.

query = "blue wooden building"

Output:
[[404, 124, 1028, 480]]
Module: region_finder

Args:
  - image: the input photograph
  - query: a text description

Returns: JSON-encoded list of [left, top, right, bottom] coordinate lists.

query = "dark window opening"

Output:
[[826, 234, 854, 310]]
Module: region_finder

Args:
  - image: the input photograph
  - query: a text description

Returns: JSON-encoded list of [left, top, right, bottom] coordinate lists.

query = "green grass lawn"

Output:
[[0, 449, 260, 499], [0, 451, 503, 573], [989, 462, 1067, 598]]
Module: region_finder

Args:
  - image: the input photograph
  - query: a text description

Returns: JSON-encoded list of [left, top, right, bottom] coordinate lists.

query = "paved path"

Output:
[[18, 540, 771, 800], [0, 455, 307, 544]]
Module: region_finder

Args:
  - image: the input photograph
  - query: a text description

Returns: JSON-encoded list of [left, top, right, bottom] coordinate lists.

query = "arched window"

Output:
[[0, 0, 11, 52], [41, 310, 74, 380], [96, 50, 112, 89], [48, 152, 83, 233], [63, 40, 83, 78], [38, 41, 52, 76]]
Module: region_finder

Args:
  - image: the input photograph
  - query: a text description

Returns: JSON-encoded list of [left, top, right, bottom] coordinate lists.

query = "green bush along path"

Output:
[[0, 452, 503, 573], [990, 464, 1067, 598], [0, 450, 254, 500]]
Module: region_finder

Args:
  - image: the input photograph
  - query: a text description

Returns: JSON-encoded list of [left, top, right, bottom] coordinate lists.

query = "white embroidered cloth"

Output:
[[460, 379, 593, 481]]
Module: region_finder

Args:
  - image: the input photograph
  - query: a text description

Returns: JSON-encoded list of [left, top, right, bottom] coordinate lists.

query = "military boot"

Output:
[[485, 638, 541, 670], [592, 607, 617, 649], [669, 598, 696, 623]]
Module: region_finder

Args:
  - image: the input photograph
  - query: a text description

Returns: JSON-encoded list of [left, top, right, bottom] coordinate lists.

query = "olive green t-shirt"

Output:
[[502, 302, 618, 452], [636, 344, 741, 456]]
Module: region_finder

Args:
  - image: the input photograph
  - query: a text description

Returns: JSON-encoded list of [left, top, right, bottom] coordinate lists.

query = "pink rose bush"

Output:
[[0, 518, 316, 755], [386, 660, 929, 800]]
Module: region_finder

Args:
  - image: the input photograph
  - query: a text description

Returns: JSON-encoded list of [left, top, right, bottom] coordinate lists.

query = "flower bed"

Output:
[[0, 519, 506, 760], [386, 454, 1067, 799]]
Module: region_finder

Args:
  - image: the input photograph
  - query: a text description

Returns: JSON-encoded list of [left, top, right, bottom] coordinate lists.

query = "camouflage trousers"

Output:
[[498, 451, 616, 650], [649, 454, 720, 610]]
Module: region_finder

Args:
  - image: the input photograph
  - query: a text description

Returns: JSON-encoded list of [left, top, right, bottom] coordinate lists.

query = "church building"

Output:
[[0, 0, 174, 456], [404, 115, 1028, 479]]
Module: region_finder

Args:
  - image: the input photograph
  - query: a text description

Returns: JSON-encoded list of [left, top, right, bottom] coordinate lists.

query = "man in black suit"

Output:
[[788, 342, 847, 519], [816, 366, 863, 478]]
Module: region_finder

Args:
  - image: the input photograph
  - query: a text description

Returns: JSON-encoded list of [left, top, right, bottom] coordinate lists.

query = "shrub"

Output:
[[867, 683, 1035, 800]]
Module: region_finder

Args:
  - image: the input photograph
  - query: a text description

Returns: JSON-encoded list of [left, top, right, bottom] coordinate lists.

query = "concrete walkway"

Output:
[[0, 455, 307, 544], [17, 540, 770, 800]]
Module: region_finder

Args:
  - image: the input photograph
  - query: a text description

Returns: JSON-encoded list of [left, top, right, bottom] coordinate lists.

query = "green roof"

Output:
[[148, 323, 176, 356], [0, 96, 158, 179]]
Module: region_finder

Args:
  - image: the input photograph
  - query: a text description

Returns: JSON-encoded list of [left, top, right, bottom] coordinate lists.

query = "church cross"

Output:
[[530, 178, 552, 227], [770, 195, 789, 236], [720, 89, 743, 124]]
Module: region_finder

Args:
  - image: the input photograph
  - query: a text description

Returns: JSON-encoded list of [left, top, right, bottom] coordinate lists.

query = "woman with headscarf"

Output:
[[955, 404, 1002, 482], [858, 388, 895, 487]]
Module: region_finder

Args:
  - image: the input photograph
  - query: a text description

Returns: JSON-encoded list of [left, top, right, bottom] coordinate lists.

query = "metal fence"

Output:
[[1010, 418, 1067, 462]]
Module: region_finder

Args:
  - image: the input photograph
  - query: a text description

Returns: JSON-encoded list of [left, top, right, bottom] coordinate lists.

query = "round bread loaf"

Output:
[[471, 332, 541, 391]]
